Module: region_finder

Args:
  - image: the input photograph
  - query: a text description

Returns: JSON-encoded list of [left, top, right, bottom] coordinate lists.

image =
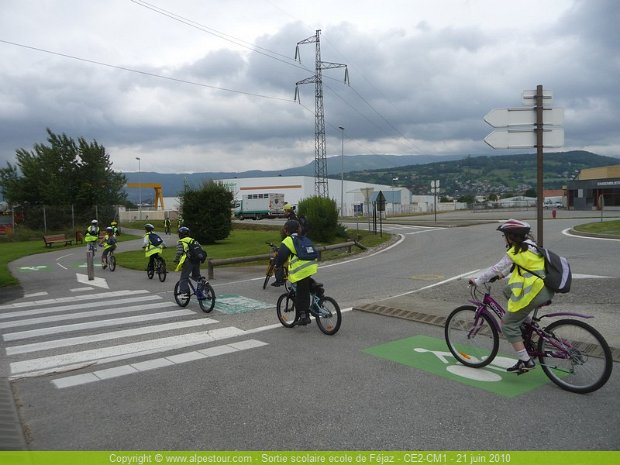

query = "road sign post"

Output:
[[431, 180, 440, 223], [483, 85, 564, 246]]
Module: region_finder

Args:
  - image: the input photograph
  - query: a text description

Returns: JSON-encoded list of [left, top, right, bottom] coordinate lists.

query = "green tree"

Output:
[[298, 196, 339, 242], [0, 129, 127, 209], [179, 181, 233, 244]]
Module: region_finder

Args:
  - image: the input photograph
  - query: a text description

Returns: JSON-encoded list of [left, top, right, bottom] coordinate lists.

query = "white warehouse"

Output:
[[216, 176, 412, 217]]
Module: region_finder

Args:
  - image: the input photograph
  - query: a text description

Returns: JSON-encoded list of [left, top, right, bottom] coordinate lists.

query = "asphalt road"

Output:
[[1, 210, 618, 450]]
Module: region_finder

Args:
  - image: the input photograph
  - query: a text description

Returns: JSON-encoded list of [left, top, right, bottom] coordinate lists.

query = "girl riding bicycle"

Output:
[[468, 219, 554, 374]]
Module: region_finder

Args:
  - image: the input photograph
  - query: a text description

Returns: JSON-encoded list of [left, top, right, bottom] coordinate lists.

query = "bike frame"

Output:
[[469, 284, 594, 358]]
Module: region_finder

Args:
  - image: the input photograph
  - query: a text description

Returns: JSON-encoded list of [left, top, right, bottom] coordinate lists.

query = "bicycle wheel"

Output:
[[173, 281, 190, 307], [157, 258, 167, 282], [445, 305, 499, 368], [314, 296, 342, 336], [198, 282, 216, 313], [276, 292, 297, 328], [263, 262, 274, 289], [538, 319, 613, 394], [109, 255, 116, 272]]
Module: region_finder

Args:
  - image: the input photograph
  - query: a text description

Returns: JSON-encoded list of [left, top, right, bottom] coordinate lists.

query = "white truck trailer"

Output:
[[234, 193, 286, 220]]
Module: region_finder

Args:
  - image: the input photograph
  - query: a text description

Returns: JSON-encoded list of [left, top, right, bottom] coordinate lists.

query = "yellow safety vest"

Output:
[[84, 226, 99, 242], [144, 233, 163, 257], [174, 236, 194, 272], [282, 235, 318, 283], [102, 233, 115, 250], [506, 247, 545, 312]]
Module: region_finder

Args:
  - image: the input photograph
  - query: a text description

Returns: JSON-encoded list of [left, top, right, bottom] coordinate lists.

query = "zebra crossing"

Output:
[[0, 289, 269, 388]]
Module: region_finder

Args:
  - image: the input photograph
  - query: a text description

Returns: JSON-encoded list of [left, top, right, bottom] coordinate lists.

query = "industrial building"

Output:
[[566, 164, 620, 210]]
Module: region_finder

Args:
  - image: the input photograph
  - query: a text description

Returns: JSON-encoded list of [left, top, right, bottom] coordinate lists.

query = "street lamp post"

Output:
[[136, 157, 141, 220], [338, 126, 345, 217]]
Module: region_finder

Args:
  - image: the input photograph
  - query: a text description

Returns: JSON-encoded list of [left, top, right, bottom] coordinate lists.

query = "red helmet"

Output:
[[497, 219, 531, 236]]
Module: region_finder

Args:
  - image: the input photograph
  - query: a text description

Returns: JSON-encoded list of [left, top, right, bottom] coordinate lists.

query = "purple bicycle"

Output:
[[444, 281, 613, 394]]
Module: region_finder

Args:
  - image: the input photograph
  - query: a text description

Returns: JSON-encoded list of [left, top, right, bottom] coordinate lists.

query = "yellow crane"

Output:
[[126, 183, 165, 210]]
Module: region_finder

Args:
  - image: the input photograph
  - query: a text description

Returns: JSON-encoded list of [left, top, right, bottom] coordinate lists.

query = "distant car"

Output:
[[544, 201, 563, 209]]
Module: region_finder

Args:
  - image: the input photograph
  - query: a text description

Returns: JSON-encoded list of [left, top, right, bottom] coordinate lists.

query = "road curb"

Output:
[[0, 379, 27, 450]]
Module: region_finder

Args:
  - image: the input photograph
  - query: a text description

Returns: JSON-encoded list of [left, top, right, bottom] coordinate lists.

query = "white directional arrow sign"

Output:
[[522, 89, 553, 104], [484, 108, 564, 128], [484, 128, 564, 149]]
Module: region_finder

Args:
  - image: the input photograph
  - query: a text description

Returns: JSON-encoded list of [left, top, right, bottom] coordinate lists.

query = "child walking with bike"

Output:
[[468, 219, 554, 374], [174, 226, 206, 300]]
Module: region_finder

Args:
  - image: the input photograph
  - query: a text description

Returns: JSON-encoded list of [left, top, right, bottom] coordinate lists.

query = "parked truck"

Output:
[[234, 193, 287, 220]]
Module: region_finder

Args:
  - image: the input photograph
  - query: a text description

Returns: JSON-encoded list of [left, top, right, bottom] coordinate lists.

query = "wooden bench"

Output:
[[42, 234, 74, 247]]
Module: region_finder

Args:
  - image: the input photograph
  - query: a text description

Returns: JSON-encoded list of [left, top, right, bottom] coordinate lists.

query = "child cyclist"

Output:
[[468, 219, 554, 374], [274, 219, 318, 326], [142, 223, 164, 274], [99, 226, 117, 269], [174, 226, 206, 299]]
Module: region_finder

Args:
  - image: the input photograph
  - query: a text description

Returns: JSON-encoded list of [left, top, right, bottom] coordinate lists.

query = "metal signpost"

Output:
[[484, 85, 564, 246], [431, 180, 440, 223]]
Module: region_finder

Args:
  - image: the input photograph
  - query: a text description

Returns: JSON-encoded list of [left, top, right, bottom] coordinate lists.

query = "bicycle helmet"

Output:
[[497, 219, 531, 237], [91, 219, 98, 224], [106, 226, 113, 232], [111, 221, 117, 226], [284, 219, 300, 235], [283, 203, 293, 212], [144, 223, 154, 232], [178, 226, 190, 238]]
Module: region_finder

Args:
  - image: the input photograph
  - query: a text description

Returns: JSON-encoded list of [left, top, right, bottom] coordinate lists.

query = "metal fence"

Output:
[[8, 204, 119, 233]]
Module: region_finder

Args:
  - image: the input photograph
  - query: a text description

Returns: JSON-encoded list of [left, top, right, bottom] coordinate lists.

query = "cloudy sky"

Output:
[[1, 0, 618, 174]]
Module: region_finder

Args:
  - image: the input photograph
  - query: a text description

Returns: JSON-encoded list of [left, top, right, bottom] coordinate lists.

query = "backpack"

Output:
[[520, 245, 572, 294], [148, 232, 163, 247], [187, 239, 207, 263], [292, 234, 318, 261]]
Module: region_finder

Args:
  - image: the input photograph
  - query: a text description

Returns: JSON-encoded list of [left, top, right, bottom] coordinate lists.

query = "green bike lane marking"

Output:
[[214, 294, 272, 314], [363, 335, 551, 398], [18, 266, 50, 272]]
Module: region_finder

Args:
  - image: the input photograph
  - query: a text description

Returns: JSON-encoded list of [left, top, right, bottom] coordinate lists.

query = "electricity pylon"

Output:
[[295, 29, 349, 198]]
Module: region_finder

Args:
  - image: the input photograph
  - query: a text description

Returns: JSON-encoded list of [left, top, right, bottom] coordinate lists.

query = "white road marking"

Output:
[[23, 292, 48, 298], [51, 339, 268, 389], [0, 301, 170, 329], [0, 289, 146, 310], [0, 295, 163, 321], [76, 273, 109, 288], [11, 326, 246, 377], [6, 317, 218, 355], [3, 309, 196, 341]]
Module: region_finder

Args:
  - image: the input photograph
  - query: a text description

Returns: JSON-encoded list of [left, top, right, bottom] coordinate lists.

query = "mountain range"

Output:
[[123, 151, 619, 202]]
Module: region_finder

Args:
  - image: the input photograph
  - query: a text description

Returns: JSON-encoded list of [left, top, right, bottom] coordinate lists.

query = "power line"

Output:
[[0, 38, 292, 102], [131, 0, 420, 154]]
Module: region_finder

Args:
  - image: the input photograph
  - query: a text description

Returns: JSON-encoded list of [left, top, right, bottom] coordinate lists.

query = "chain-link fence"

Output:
[[11, 204, 119, 234]]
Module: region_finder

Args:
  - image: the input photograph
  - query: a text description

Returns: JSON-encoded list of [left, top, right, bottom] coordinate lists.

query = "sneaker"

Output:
[[271, 281, 284, 287], [296, 314, 311, 326], [507, 358, 535, 374], [102, 264, 107, 270]]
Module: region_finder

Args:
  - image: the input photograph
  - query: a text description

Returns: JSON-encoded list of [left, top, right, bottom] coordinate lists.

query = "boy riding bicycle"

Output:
[[274, 219, 318, 326], [143, 223, 165, 273], [174, 226, 206, 300]]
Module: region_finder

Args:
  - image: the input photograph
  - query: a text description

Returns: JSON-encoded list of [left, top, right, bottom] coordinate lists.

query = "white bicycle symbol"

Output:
[[414, 347, 518, 382]]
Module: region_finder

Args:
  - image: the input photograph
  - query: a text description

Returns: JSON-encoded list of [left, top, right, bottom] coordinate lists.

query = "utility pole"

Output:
[[295, 29, 349, 198]]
